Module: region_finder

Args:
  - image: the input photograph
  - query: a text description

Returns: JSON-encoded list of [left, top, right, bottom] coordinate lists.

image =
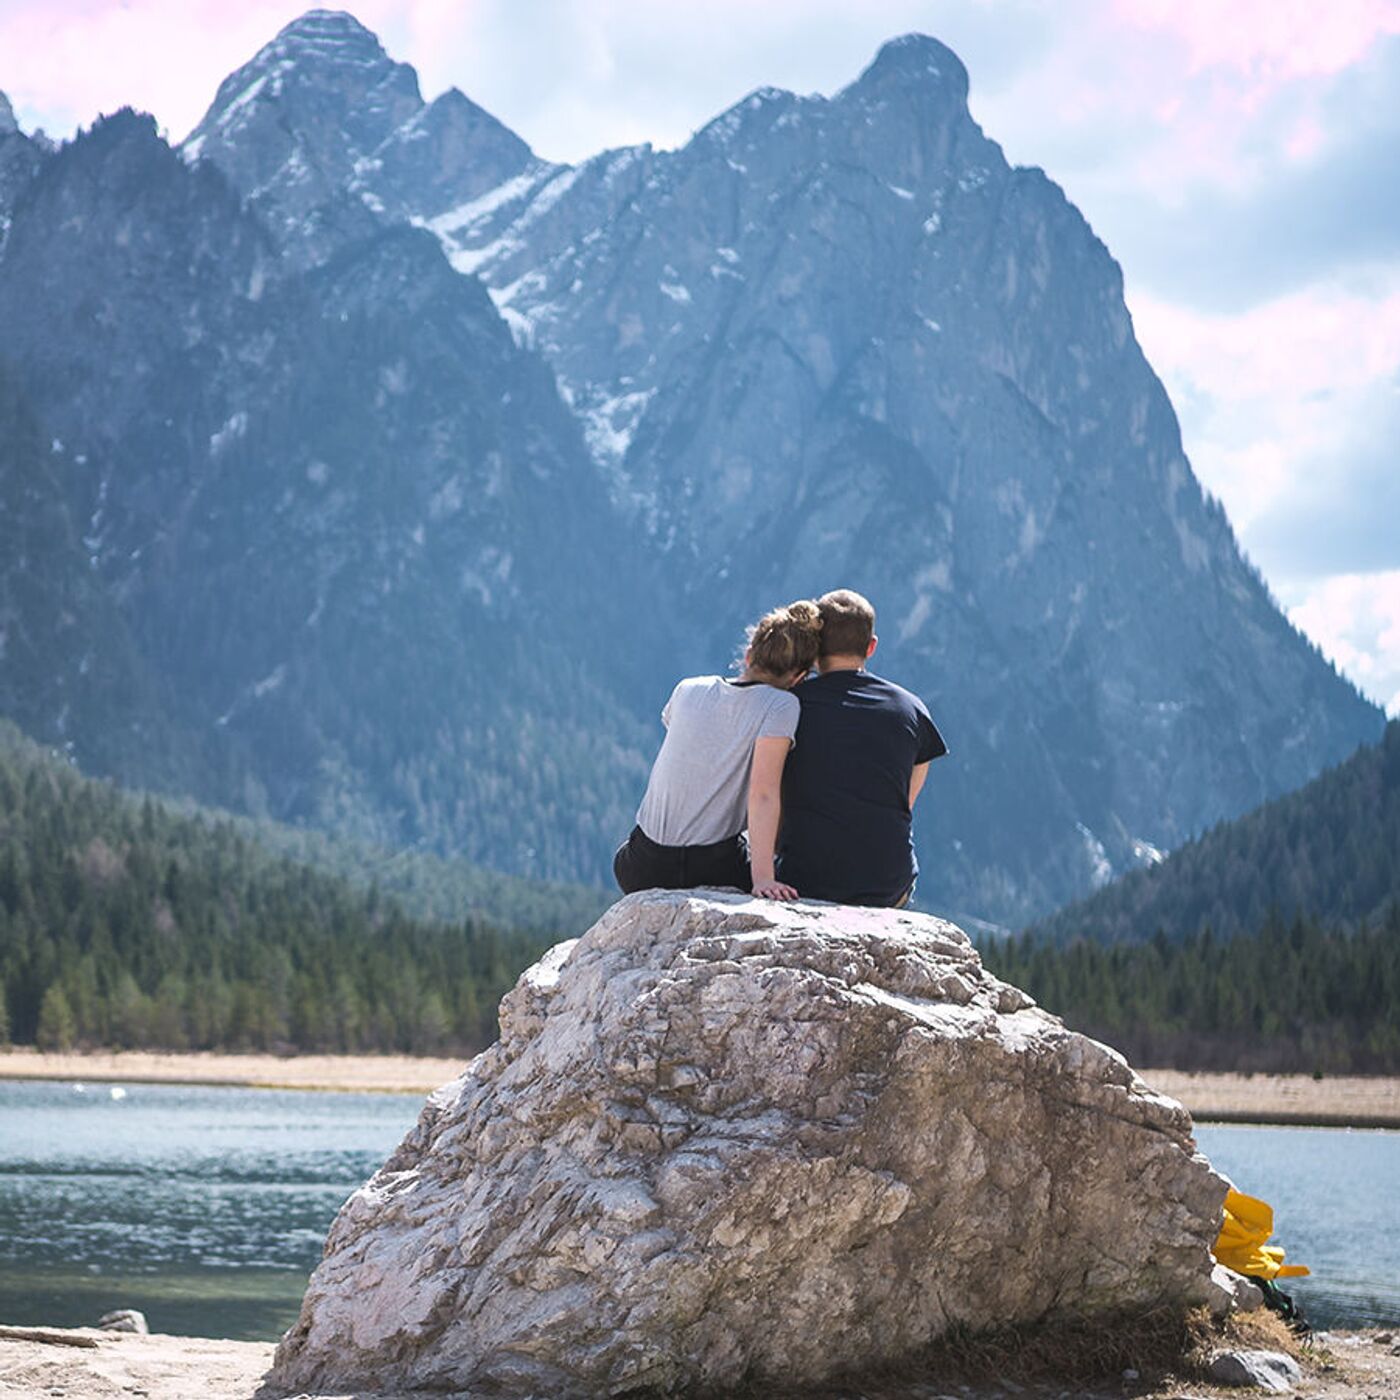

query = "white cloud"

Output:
[[1128, 269, 1400, 710], [1128, 269, 1400, 545], [1285, 570, 1400, 715]]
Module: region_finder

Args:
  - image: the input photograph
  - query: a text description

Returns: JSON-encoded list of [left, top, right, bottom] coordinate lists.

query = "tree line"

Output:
[[982, 905, 1400, 1073], [0, 723, 558, 1055], [4, 711, 1396, 1072]]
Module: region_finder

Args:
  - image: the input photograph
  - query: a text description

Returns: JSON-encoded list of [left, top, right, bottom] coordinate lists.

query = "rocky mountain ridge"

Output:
[[0, 103, 661, 871], [0, 91, 46, 241], [0, 11, 1382, 922]]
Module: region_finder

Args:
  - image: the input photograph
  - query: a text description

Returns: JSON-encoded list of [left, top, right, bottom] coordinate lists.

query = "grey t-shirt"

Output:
[[636, 676, 800, 846]]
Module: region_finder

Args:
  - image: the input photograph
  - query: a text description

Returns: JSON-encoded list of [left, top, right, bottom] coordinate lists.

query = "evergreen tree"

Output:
[[36, 984, 76, 1052]]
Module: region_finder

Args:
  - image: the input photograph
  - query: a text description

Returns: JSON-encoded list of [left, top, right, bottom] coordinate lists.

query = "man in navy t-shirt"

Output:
[[778, 589, 947, 906]]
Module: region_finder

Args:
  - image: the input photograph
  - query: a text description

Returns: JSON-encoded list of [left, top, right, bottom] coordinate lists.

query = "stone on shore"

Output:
[[271, 891, 1228, 1397], [1207, 1348, 1305, 1391], [97, 1309, 149, 1334], [1206, 1263, 1265, 1318]]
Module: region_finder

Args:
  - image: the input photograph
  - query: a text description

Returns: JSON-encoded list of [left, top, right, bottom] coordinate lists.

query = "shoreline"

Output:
[[2, 1050, 1398, 1127]]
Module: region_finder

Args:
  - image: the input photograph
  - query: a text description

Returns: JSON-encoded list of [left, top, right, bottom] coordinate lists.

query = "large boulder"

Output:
[[271, 891, 1227, 1396]]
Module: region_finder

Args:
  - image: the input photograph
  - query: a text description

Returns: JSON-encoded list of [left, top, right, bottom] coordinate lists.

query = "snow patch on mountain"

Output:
[[210, 411, 248, 455]]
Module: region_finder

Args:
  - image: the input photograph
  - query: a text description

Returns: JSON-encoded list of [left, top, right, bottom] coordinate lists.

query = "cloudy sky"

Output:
[[5, 0, 1399, 713]]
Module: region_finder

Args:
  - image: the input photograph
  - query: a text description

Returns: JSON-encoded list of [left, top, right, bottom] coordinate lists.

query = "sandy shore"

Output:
[[2, 1050, 1398, 1125], [0, 1047, 467, 1094], [1144, 1070, 1400, 1129], [1, 1324, 1396, 1400]]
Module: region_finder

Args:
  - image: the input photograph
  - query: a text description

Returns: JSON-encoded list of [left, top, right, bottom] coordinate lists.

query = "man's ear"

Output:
[[866, 635, 879, 660]]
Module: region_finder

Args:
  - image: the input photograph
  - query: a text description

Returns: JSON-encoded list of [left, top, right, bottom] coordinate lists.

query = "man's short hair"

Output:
[[817, 589, 875, 657]]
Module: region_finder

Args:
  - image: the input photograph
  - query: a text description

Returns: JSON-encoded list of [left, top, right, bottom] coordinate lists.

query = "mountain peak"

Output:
[[181, 5, 422, 213], [273, 9, 383, 57], [189, 5, 411, 139], [851, 33, 970, 103], [0, 91, 18, 137]]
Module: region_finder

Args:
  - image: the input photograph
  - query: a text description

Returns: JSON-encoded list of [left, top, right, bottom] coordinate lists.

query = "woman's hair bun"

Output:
[[746, 597, 824, 677]]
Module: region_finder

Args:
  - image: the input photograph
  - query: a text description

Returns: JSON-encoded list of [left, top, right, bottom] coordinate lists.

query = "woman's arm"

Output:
[[748, 735, 798, 901], [909, 760, 930, 810]]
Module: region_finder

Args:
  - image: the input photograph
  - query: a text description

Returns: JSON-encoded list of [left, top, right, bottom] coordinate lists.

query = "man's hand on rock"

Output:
[[753, 878, 799, 902]]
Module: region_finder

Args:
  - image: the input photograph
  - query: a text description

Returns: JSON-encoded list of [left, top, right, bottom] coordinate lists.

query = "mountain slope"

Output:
[[455, 36, 1383, 918], [0, 108, 662, 876], [0, 90, 43, 236], [0, 365, 198, 790], [1028, 718, 1400, 944]]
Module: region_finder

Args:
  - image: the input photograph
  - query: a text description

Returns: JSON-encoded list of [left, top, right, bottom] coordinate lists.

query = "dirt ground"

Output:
[[1, 1324, 1397, 1400], [3, 1051, 1397, 1125]]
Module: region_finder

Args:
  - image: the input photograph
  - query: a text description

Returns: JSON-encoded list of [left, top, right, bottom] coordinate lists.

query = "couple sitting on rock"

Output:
[[615, 589, 947, 907]]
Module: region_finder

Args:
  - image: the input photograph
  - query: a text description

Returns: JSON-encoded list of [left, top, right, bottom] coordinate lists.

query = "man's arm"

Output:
[[748, 735, 799, 901], [908, 761, 930, 810]]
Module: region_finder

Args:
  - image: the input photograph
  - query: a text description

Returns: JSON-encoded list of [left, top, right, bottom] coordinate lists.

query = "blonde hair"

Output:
[[746, 599, 823, 679], [817, 589, 875, 657]]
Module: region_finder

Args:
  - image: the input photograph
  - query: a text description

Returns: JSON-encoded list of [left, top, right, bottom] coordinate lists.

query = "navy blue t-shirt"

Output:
[[778, 670, 947, 906]]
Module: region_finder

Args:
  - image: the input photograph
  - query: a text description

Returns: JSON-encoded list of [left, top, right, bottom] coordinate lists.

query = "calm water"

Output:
[[1195, 1123, 1400, 1331], [0, 1080, 420, 1339], [0, 1080, 1396, 1340]]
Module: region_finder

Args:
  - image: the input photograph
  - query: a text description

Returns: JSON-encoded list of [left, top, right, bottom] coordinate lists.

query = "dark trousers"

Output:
[[613, 825, 750, 894]]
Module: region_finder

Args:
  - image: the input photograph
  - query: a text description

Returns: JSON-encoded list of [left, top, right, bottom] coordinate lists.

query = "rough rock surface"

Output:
[[272, 892, 1227, 1397]]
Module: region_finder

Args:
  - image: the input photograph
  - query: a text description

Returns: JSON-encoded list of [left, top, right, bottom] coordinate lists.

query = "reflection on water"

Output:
[[0, 1080, 1395, 1340]]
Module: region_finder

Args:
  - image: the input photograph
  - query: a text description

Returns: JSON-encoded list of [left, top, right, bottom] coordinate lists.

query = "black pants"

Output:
[[613, 825, 750, 894]]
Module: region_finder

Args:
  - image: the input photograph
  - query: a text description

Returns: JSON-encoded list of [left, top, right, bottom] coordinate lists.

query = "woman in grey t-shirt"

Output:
[[614, 601, 822, 900]]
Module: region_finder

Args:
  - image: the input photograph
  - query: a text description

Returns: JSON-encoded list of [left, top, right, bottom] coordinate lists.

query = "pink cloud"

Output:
[[963, 0, 1400, 205], [1133, 278, 1400, 398], [0, 1, 293, 137], [1100, 0, 1400, 183], [1116, 0, 1400, 81], [1128, 273, 1400, 534]]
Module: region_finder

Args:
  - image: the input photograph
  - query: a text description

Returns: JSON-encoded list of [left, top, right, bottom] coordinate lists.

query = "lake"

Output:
[[0, 1079, 1395, 1340], [0, 1080, 416, 1340]]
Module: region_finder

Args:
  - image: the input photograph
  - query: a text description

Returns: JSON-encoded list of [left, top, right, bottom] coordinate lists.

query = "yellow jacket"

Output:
[[1213, 1188, 1309, 1279]]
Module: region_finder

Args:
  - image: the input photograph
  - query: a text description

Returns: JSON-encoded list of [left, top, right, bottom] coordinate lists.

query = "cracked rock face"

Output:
[[271, 891, 1227, 1396]]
